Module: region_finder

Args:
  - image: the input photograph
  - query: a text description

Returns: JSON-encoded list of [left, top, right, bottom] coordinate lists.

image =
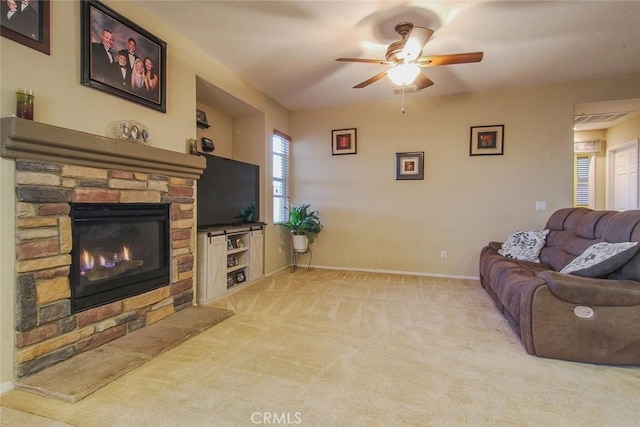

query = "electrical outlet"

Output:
[[441, 250, 447, 259]]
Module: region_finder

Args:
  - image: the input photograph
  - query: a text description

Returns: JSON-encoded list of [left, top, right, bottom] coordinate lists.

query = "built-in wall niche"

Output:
[[195, 76, 261, 160]]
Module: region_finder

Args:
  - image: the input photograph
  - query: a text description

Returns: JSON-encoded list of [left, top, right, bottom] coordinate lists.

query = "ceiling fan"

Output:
[[336, 22, 484, 91]]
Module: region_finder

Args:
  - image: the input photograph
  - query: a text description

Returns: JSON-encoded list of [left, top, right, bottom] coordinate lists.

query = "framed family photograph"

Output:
[[1, 0, 50, 55], [332, 128, 357, 155], [81, 0, 166, 112], [470, 125, 504, 156], [395, 152, 424, 180]]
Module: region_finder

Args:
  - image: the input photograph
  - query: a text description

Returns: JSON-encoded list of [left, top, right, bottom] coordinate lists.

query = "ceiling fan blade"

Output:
[[399, 26, 434, 61], [413, 73, 434, 90], [353, 70, 389, 89], [416, 52, 484, 67], [336, 57, 394, 65]]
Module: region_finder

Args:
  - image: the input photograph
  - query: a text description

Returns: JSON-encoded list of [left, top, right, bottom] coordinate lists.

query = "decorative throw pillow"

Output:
[[560, 241, 640, 278], [498, 229, 550, 263]]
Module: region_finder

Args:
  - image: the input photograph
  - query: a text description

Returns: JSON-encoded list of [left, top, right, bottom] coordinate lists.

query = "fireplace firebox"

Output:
[[70, 203, 170, 313]]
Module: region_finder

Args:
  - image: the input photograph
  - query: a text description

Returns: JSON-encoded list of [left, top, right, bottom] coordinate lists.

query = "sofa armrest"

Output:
[[538, 271, 640, 306], [488, 241, 502, 251]]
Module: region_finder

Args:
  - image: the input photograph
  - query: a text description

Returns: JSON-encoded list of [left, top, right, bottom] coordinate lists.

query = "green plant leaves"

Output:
[[282, 202, 322, 242]]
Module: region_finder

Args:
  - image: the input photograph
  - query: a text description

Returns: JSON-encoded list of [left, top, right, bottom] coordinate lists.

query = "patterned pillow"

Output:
[[560, 241, 639, 277], [498, 229, 550, 263]]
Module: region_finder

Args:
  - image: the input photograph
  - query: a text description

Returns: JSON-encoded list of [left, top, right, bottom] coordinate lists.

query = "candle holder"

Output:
[[16, 89, 34, 120]]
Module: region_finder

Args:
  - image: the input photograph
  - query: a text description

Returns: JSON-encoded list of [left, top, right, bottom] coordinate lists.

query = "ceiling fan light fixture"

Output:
[[388, 63, 420, 86]]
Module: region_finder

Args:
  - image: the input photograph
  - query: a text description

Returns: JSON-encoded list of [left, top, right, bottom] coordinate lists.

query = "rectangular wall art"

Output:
[[470, 125, 504, 156], [395, 152, 424, 180], [332, 128, 357, 155], [81, 0, 167, 112], [1, 0, 50, 55]]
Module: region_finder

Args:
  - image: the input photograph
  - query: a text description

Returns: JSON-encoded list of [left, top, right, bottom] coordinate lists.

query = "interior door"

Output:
[[608, 139, 639, 210]]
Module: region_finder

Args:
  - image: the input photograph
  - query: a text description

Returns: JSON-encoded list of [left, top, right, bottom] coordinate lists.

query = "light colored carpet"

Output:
[[1, 269, 639, 426]]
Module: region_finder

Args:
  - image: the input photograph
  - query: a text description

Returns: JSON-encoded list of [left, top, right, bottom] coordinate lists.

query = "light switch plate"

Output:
[[535, 201, 547, 211]]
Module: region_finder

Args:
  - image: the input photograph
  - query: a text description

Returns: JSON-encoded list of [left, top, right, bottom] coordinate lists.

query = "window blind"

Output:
[[273, 131, 290, 224], [575, 155, 590, 207]]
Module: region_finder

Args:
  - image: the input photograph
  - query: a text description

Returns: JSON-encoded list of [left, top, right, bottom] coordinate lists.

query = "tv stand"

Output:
[[196, 224, 264, 303]]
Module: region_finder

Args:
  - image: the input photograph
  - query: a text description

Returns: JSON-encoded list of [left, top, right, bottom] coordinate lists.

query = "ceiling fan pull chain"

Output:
[[401, 89, 406, 114]]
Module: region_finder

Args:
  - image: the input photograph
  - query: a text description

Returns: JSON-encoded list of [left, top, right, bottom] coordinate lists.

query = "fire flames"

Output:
[[80, 246, 132, 275]]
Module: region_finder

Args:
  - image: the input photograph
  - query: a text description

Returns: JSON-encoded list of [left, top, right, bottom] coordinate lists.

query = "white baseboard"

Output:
[[0, 381, 13, 394]]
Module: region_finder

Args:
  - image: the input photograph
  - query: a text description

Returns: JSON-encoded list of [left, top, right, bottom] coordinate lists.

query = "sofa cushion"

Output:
[[559, 241, 639, 277], [498, 230, 549, 262]]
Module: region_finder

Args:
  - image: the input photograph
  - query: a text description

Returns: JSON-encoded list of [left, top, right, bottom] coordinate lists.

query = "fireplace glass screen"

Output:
[[70, 203, 170, 312]]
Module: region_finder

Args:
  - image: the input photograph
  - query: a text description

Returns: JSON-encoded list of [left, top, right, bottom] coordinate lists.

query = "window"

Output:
[[272, 131, 290, 224], [574, 154, 592, 208]]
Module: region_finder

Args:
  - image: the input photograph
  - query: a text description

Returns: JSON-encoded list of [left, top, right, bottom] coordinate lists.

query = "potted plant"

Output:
[[236, 202, 256, 223], [282, 202, 322, 252]]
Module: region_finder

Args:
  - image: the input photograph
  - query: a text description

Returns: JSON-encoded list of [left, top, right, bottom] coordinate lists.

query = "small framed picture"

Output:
[[332, 128, 357, 155], [235, 237, 244, 248], [1, 0, 50, 55], [196, 109, 210, 128], [236, 271, 246, 283], [470, 125, 504, 156], [201, 137, 214, 152], [395, 152, 424, 180], [226, 275, 235, 288]]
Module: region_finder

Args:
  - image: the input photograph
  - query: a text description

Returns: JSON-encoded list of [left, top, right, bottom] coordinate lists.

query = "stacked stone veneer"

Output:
[[14, 159, 196, 378]]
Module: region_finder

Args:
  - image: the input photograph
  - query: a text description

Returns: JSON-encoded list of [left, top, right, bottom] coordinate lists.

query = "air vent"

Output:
[[574, 112, 631, 126]]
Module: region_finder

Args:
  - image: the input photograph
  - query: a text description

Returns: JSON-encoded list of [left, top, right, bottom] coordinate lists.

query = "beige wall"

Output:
[[607, 114, 640, 149], [290, 74, 640, 277], [196, 103, 233, 159], [0, 0, 290, 387]]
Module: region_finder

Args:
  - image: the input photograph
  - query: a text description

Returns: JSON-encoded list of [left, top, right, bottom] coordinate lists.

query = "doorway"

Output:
[[574, 98, 640, 211], [607, 139, 640, 210]]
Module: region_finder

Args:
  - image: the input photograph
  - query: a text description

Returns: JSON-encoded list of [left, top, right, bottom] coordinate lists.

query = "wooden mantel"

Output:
[[1, 117, 206, 179]]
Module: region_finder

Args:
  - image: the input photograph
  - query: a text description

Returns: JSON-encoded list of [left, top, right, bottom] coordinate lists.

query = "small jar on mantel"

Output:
[[188, 138, 198, 155], [16, 89, 34, 120]]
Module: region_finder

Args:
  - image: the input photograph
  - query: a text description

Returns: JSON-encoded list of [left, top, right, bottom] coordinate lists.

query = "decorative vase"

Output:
[[292, 234, 309, 252]]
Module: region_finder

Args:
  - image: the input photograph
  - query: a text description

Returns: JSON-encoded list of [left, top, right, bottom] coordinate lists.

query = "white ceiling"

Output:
[[138, 0, 640, 122]]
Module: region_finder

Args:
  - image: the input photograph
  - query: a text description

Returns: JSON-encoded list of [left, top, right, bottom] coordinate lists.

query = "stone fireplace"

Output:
[[1, 118, 206, 379]]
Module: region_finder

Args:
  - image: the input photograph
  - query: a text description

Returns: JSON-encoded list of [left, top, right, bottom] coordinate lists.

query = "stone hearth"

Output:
[[1, 118, 206, 379]]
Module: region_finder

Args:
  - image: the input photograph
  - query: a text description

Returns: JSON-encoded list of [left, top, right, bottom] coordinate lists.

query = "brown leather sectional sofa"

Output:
[[480, 207, 640, 364]]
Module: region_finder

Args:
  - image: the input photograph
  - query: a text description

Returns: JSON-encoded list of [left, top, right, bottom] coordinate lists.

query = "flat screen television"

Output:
[[197, 154, 260, 228]]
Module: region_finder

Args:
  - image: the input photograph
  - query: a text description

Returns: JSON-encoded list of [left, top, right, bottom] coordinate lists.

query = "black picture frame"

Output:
[[332, 128, 357, 155], [395, 152, 424, 180], [201, 137, 214, 152], [1, 0, 50, 55], [196, 109, 210, 128], [470, 125, 504, 156], [81, 0, 166, 112]]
